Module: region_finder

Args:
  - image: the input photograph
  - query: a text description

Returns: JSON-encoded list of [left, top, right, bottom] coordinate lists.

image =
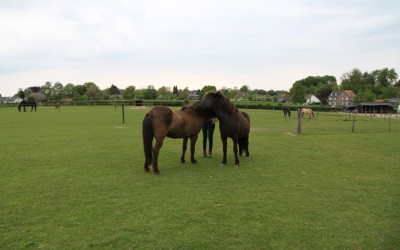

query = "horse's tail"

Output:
[[142, 112, 154, 166]]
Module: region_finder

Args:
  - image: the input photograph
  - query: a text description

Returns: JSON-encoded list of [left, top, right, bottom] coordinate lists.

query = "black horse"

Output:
[[283, 107, 291, 120], [194, 91, 250, 167], [18, 100, 37, 112]]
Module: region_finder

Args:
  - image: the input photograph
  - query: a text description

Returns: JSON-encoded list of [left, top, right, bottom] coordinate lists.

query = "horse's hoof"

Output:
[[234, 165, 239, 168], [144, 168, 150, 172], [191, 159, 197, 164], [181, 160, 185, 164], [220, 163, 226, 167], [153, 171, 160, 175]]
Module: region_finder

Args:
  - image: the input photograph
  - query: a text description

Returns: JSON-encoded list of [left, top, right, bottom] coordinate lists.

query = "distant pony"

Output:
[[55, 103, 61, 111], [283, 107, 291, 120], [18, 100, 37, 112], [301, 108, 314, 119]]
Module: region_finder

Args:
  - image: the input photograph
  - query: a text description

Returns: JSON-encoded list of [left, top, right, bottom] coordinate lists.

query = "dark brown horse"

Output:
[[142, 105, 210, 174], [18, 100, 36, 112], [194, 91, 250, 167], [283, 107, 291, 119]]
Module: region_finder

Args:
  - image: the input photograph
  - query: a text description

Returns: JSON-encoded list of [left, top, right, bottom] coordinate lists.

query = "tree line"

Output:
[[289, 67, 399, 104], [13, 67, 400, 104], [15, 82, 286, 103]]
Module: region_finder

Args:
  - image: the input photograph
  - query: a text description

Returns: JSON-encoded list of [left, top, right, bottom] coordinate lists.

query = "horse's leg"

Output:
[[181, 138, 188, 163], [245, 136, 250, 158], [238, 139, 243, 157], [23, 106, 26, 112], [221, 136, 228, 166], [232, 137, 240, 167], [189, 135, 198, 164], [152, 138, 164, 174]]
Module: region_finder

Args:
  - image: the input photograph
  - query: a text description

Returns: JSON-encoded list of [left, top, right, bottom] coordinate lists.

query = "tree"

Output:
[[18, 89, 25, 99], [64, 83, 74, 98], [354, 89, 375, 103], [144, 85, 157, 99], [157, 86, 172, 99], [340, 68, 364, 93], [172, 85, 179, 95], [315, 83, 334, 105], [178, 87, 190, 100], [290, 83, 306, 104], [109, 85, 121, 95], [41, 82, 53, 99], [199, 85, 217, 99], [86, 84, 102, 100], [53, 82, 64, 100], [239, 85, 250, 93], [123, 86, 136, 100], [72, 85, 87, 101]]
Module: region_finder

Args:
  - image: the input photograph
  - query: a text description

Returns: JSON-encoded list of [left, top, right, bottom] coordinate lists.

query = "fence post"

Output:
[[122, 104, 125, 124], [297, 108, 302, 134]]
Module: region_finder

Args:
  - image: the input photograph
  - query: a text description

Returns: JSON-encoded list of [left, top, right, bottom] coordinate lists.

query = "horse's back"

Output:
[[168, 107, 203, 138]]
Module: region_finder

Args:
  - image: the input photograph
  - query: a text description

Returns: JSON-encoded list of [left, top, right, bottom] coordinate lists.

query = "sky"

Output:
[[1, 0, 399, 96]]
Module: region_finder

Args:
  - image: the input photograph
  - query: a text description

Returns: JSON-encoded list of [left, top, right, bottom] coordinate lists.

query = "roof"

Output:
[[360, 102, 394, 107], [344, 90, 355, 96]]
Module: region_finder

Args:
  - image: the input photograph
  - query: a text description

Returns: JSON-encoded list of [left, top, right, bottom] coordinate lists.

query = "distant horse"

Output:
[[194, 91, 250, 167], [55, 103, 61, 111], [283, 107, 291, 119], [142, 105, 210, 174], [301, 108, 314, 119], [18, 100, 37, 112]]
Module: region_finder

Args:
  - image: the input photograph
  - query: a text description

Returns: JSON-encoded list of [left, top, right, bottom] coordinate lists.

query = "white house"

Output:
[[305, 94, 320, 105], [0, 97, 23, 104]]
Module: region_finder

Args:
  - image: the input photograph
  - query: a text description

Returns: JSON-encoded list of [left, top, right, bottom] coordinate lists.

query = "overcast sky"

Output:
[[1, 0, 399, 96]]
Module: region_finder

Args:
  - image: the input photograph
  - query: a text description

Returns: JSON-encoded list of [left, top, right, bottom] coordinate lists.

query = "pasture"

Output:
[[0, 105, 399, 249]]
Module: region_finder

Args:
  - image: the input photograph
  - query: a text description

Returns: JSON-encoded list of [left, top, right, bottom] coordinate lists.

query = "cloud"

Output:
[[0, 0, 399, 96]]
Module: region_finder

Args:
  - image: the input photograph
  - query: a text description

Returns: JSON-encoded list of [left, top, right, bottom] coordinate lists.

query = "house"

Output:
[[188, 90, 199, 100], [328, 90, 355, 107], [305, 94, 320, 105], [0, 96, 23, 104], [277, 93, 291, 104]]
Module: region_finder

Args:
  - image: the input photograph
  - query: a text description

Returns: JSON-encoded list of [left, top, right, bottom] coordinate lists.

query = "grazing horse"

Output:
[[194, 91, 250, 167], [283, 107, 291, 119], [142, 105, 210, 174], [18, 100, 37, 112], [55, 103, 61, 111], [301, 108, 314, 119]]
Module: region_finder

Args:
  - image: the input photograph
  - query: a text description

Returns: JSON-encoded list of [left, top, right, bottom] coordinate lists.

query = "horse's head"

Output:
[[193, 92, 215, 113], [194, 91, 236, 117]]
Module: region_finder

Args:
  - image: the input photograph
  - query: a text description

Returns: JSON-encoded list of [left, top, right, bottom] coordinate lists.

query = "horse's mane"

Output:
[[206, 91, 236, 113]]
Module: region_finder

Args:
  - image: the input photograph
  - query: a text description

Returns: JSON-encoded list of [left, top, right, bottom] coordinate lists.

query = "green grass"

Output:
[[1, 106, 399, 249]]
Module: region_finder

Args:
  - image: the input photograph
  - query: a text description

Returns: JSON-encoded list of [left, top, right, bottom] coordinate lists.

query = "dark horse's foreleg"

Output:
[[221, 136, 228, 166], [181, 138, 188, 163], [189, 135, 198, 163], [232, 137, 240, 167]]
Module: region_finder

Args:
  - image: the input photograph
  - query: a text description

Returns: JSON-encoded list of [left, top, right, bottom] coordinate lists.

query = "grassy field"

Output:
[[0, 105, 399, 249]]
